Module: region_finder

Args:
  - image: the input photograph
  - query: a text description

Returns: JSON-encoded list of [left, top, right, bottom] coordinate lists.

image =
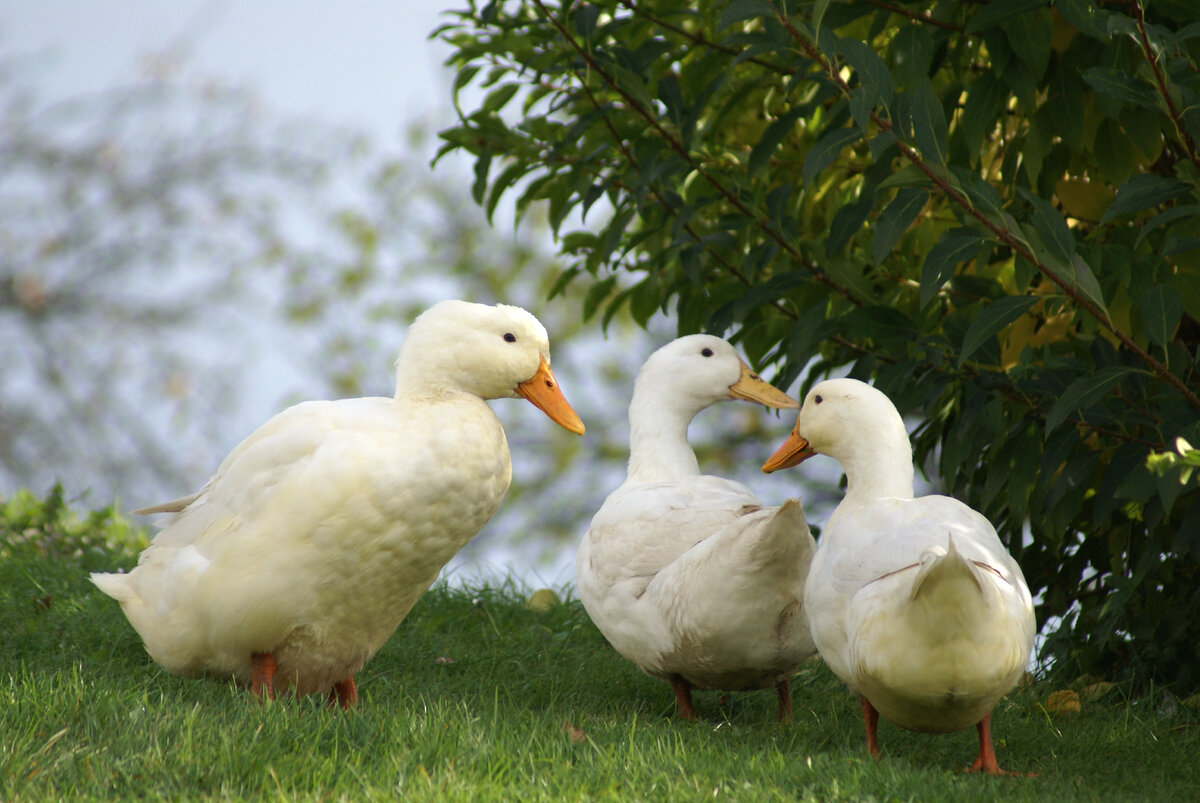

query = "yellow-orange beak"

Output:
[[761, 419, 815, 473], [727, 360, 799, 409], [516, 356, 585, 436]]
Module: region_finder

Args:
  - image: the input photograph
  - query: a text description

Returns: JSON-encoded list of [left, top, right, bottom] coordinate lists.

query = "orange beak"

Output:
[[727, 359, 799, 409], [516, 356, 585, 436], [761, 419, 815, 473]]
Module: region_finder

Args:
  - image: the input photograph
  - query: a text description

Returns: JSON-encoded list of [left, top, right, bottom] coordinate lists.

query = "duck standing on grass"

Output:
[[92, 300, 584, 708], [762, 377, 1034, 773], [577, 335, 817, 721]]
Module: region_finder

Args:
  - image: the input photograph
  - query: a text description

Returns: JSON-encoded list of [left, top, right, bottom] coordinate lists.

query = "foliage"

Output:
[[3, 491, 1199, 800], [439, 0, 1200, 691]]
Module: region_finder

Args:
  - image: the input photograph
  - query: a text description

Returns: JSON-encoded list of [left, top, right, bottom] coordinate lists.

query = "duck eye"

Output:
[[814, 395, 823, 404], [503, 333, 517, 343], [701, 348, 713, 357]]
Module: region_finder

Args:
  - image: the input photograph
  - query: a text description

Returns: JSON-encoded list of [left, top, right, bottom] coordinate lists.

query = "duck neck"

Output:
[[832, 430, 915, 522], [625, 383, 704, 483]]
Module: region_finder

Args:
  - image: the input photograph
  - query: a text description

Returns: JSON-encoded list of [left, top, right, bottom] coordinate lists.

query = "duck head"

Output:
[[761, 378, 909, 473], [396, 300, 584, 435], [635, 334, 798, 415]]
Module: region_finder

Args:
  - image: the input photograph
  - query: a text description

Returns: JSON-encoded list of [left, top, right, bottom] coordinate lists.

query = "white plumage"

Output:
[[763, 377, 1034, 773], [576, 335, 816, 720], [92, 300, 583, 706]]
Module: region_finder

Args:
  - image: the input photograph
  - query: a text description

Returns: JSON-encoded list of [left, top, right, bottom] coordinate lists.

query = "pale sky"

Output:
[[2, 1, 456, 148]]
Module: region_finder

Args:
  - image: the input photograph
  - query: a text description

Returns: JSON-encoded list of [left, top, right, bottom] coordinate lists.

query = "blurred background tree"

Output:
[[439, 0, 1200, 691], [1, 43, 804, 581]]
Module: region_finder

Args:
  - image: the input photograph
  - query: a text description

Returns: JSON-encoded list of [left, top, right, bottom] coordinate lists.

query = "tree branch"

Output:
[[773, 6, 1200, 415], [531, 0, 860, 306], [1132, 0, 1200, 171]]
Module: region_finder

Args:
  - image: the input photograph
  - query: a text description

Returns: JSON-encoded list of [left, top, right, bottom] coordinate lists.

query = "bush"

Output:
[[439, 0, 1200, 691]]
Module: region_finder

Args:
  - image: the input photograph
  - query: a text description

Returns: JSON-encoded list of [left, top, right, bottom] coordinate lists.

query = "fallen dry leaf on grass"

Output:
[[1080, 681, 1116, 702], [433, 656, 454, 665], [1045, 689, 1081, 716]]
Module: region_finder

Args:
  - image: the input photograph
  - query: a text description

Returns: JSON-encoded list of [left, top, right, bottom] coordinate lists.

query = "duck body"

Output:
[[805, 494, 1033, 734], [580, 479, 813, 694], [92, 300, 583, 703], [763, 377, 1034, 772], [576, 335, 815, 719]]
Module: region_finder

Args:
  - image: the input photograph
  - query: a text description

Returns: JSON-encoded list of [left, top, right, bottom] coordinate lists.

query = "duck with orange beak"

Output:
[[93, 300, 584, 707]]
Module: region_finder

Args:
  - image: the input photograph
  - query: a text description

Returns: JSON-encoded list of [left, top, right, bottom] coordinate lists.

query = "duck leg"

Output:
[[669, 675, 696, 720], [964, 712, 1004, 775], [774, 678, 793, 722], [328, 677, 358, 709], [250, 652, 277, 701], [860, 695, 881, 758]]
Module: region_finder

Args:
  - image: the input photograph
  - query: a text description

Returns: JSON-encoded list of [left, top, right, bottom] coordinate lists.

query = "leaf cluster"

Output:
[[439, 0, 1200, 691]]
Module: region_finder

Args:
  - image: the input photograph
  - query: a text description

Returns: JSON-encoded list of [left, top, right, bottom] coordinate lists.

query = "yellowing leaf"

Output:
[[526, 588, 561, 612]]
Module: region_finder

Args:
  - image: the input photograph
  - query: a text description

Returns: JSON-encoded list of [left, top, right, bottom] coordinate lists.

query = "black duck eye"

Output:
[[701, 348, 714, 357], [503, 333, 517, 343], [814, 395, 823, 404]]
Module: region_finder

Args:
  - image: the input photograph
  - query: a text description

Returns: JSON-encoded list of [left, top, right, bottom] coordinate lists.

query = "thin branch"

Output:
[[861, 0, 965, 32], [1132, 0, 1200, 171], [531, 0, 859, 306], [773, 8, 1200, 415]]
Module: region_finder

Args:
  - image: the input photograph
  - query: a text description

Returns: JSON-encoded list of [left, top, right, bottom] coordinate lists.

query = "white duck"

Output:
[[576, 335, 817, 721], [762, 378, 1035, 773], [92, 300, 584, 707]]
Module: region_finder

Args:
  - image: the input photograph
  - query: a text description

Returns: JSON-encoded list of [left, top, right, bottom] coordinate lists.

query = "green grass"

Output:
[[3, 489, 1197, 801]]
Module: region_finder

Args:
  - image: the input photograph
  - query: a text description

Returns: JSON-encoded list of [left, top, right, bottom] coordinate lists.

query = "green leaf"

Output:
[[1056, 0, 1111, 42], [1002, 9, 1052, 82], [958, 295, 1039, 366], [1092, 118, 1137, 185], [1135, 204, 1200, 249], [485, 161, 529, 223], [719, 0, 777, 29], [748, 107, 805, 176], [965, 0, 1047, 33], [1046, 70, 1086, 151], [1017, 187, 1075, 263], [911, 81, 948, 165], [1138, 283, 1183, 346], [920, 229, 982, 308], [872, 188, 928, 264], [826, 192, 875, 255], [839, 37, 893, 110], [961, 74, 1008, 160], [1045, 366, 1137, 435], [1099, 174, 1192, 225], [838, 306, 918, 350], [888, 24, 934, 91], [1039, 252, 1108, 315], [812, 0, 832, 41], [802, 126, 860, 184], [629, 278, 662, 327], [1082, 67, 1161, 114], [482, 83, 520, 114], [581, 275, 617, 321], [876, 163, 930, 191], [471, 151, 492, 205]]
